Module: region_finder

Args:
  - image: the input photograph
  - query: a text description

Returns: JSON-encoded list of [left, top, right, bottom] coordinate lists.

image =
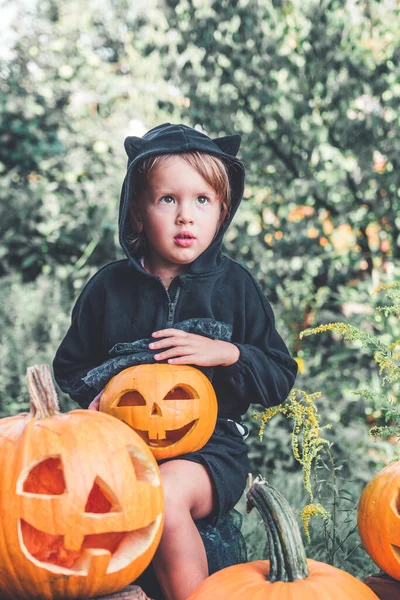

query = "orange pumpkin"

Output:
[[188, 477, 379, 600], [100, 364, 218, 460], [358, 461, 400, 581], [0, 365, 164, 600]]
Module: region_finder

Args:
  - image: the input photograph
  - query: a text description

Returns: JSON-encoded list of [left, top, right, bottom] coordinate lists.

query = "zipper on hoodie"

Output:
[[165, 285, 181, 327]]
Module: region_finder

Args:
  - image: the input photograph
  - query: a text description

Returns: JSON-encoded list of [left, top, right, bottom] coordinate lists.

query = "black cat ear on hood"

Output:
[[124, 136, 146, 161], [212, 134, 241, 157]]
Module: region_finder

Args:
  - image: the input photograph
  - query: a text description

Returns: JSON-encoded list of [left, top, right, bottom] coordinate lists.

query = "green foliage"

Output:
[[307, 450, 377, 577], [0, 274, 75, 415], [246, 280, 400, 573], [245, 273, 397, 485], [274, 281, 400, 573], [301, 283, 400, 445]]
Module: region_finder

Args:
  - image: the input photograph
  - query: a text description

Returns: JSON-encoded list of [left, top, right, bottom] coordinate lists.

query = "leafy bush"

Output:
[[0, 274, 75, 414]]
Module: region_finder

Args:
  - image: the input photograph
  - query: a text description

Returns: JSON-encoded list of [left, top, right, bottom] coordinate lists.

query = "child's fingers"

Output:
[[149, 337, 189, 350], [154, 346, 193, 360], [167, 356, 194, 364], [152, 329, 188, 338], [168, 354, 214, 366]]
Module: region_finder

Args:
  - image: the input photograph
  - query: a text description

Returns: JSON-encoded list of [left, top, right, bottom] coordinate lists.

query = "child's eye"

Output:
[[196, 196, 210, 205], [159, 196, 175, 204]]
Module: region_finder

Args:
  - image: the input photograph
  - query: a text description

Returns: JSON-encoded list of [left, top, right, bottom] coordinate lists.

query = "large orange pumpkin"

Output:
[[358, 460, 400, 580], [188, 477, 379, 600], [100, 364, 218, 460], [0, 365, 164, 600]]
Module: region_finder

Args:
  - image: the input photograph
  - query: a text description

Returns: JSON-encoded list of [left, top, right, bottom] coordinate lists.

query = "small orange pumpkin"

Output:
[[358, 461, 400, 581], [188, 477, 379, 600], [0, 365, 164, 600], [100, 364, 218, 460]]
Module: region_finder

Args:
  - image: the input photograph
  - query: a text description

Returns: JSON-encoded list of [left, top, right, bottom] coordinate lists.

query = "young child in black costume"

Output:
[[53, 123, 298, 600]]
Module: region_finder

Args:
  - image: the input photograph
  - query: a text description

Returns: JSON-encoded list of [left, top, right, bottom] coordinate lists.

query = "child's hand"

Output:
[[149, 329, 240, 367], [88, 390, 104, 411]]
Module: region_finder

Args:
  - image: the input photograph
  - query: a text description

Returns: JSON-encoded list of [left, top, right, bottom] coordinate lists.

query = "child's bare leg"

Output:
[[152, 459, 216, 600]]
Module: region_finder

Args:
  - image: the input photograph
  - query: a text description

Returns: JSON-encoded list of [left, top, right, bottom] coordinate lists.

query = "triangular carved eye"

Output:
[[85, 478, 121, 513], [23, 457, 66, 495], [163, 386, 197, 400], [117, 391, 146, 406]]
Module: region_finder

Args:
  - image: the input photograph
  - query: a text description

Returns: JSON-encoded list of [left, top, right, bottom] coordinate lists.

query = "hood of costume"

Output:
[[119, 122, 245, 275]]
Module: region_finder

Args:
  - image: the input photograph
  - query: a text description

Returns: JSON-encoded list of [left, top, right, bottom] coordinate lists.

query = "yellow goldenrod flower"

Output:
[[387, 340, 400, 352], [300, 503, 330, 543], [373, 282, 400, 295], [255, 388, 331, 536]]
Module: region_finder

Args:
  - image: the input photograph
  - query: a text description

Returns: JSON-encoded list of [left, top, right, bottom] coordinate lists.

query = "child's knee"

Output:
[[162, 494, 190, 535], [159, 460, 214, 522], [162, 474, 188, 509]]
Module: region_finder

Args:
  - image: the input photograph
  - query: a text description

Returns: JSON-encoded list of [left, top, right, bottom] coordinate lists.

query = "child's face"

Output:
[[136, 155, 223, 272]]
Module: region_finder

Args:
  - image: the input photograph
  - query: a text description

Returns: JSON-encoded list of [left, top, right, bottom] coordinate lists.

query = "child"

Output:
[[53, 123, 298, 600]]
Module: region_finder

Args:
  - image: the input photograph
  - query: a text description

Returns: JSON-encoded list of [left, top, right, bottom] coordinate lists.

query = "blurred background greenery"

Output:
[[1, 0, 399, 579]]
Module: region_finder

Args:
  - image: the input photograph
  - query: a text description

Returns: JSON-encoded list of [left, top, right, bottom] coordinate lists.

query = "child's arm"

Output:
[[212, 273, 298, 410], [53, 276, 106, 409]]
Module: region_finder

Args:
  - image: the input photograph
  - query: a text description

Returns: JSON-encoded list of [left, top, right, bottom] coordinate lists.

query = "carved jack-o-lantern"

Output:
[[100, 364, 218, 460], [0, 365, 164, 600], [358, 461, 400, 581]]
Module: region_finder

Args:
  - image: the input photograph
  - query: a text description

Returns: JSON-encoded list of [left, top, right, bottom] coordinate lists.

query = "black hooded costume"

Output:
[[53, 122, 298, 521]]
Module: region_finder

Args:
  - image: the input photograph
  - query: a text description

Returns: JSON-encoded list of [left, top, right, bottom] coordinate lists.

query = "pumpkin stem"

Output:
[[27, 365, 60, 418], [246, 476, 310, 582]]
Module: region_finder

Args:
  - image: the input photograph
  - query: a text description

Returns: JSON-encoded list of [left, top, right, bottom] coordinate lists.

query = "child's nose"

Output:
[[176, 205, 195, 224]]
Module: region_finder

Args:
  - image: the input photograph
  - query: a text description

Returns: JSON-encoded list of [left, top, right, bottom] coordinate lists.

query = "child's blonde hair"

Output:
[[129, 151, 232, 254]]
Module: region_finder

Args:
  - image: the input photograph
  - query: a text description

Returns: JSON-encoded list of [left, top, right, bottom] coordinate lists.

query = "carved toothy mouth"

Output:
[[19, 515, 162, 575], [134, 419, 198, 448]]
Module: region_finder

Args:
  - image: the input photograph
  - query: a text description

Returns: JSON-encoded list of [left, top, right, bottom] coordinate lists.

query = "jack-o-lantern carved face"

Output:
[[0, 408, 164, 600], [358, 461, 400, 581], [100, 364, 218, 460]]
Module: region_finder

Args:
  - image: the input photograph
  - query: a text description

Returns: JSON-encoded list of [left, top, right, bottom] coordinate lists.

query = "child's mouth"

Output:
[[174, 236, 195, 247], [174, 233, 195, 248]]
